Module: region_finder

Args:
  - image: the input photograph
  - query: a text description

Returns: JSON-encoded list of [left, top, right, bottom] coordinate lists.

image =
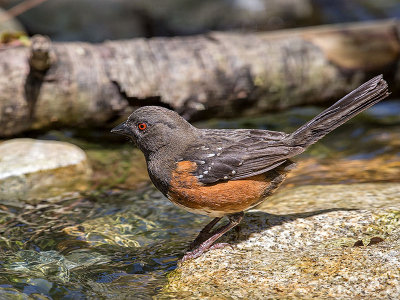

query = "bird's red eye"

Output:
[[138, 122, 147, 131]]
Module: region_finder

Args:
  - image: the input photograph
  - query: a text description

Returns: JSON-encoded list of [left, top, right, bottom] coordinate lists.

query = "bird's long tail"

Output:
[[286, 75, 390, 148]]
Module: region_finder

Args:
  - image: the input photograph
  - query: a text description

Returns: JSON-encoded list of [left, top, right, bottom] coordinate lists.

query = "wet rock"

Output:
[[258, 183, 400, 214], [162, 183, 400, 299], [0, 138, 91, 203]]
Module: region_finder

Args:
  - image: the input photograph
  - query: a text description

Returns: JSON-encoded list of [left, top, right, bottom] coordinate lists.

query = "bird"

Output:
[[111, 75, 389, 262]]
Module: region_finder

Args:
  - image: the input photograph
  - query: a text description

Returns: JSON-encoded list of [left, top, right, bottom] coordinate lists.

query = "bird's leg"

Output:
[[188, 217, 222, 250], [182, 212, 244, 262]]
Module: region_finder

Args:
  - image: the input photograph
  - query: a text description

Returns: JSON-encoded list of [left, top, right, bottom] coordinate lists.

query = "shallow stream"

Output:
[[0, 100, 399, 299]]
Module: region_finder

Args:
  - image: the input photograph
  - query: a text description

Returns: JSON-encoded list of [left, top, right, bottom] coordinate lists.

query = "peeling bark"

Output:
[[1, 20, 400, 137]]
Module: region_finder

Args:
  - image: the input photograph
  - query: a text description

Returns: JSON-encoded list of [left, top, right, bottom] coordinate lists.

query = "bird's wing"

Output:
[[180, 129, 303, 184]]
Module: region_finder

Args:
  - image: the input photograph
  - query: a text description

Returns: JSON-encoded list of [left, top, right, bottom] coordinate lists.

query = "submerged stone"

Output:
[[0, 138, 92, 203], [5, 249, 110, 283], [62, 188, 207, 250], [162, 183, 400, 299]]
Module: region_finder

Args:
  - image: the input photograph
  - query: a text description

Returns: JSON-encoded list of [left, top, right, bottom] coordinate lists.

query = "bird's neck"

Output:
[[145, 141, 190, 196]]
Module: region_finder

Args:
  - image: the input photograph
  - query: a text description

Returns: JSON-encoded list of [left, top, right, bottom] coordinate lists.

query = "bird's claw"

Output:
[[181, 242, 232, 263]]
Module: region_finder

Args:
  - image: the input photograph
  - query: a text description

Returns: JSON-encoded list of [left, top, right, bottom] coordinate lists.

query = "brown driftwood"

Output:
[[1, 20, 399, 137]]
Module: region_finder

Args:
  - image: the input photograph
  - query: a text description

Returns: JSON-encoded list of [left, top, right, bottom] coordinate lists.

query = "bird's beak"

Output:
[[111, 122, 131, 136]]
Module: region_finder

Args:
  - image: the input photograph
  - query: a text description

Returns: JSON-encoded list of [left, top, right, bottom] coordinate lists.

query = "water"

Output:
[[0, 100, 399, 299], [0, 189, 208, 299]]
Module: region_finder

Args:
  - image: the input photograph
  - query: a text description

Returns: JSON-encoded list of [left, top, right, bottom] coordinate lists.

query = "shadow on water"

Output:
[[0, 100, 399, 298]]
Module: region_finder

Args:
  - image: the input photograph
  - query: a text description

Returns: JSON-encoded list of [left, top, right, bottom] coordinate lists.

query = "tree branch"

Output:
[[0, 20, 399, 137]]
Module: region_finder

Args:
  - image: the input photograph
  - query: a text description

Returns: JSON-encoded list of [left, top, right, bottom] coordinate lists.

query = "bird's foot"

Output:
[[182, 212, 243, 262], [181, 243, 232, 263], [188, 233, 210, 251], [188, 217, 222, 251]]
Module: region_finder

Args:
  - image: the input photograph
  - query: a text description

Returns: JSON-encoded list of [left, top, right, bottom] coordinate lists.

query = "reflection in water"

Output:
[[0, 100, 399, 298]]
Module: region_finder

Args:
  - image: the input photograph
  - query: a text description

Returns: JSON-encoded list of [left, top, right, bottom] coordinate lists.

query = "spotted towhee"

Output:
[[112, 75, 389, 261]]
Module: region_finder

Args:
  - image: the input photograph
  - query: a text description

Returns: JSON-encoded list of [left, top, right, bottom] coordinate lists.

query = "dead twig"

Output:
[[0, 0, 50, 23]]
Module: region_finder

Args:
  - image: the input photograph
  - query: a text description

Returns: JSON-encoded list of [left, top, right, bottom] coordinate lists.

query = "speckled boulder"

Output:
[[0, 139, 91, 203], [161, 183, 400, 299]]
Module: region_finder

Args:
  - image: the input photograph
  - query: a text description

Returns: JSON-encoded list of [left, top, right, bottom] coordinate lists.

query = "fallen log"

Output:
[[1, 20, 399, 137]]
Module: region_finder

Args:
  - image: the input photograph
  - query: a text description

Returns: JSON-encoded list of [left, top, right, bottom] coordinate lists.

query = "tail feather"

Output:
[[287, 75, 390, 147]]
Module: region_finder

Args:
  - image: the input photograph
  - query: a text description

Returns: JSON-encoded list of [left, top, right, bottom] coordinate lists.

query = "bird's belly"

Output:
[[168, 177, 269, 217], [167, 161, 283, 217]]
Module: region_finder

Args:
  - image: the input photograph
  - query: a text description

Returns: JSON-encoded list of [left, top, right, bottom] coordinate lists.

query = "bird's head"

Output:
[[111, 106, 197, 156]]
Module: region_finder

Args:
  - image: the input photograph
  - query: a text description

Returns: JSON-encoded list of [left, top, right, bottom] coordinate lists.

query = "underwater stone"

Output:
[[0, 138, 92, 203]]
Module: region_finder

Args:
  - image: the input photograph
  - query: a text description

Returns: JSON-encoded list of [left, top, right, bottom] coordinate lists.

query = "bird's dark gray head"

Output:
[[111, 106, 197, 156]]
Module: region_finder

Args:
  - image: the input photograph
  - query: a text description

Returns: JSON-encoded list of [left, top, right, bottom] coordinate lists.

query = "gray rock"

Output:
[[0, 8, 25, 33], [162, 183, 400, 299], [0, 138, 91, 203]]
